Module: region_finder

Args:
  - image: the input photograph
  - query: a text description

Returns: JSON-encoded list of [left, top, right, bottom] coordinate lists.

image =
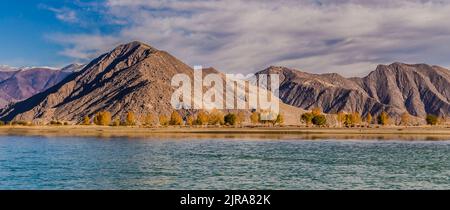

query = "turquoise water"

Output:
[[0, 136, 449, 190]]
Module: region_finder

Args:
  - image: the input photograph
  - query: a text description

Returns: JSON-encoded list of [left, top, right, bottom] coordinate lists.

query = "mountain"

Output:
[[0, 64, 84, 108], [0, 41, 304, 124], [258, 63, 450, 120]]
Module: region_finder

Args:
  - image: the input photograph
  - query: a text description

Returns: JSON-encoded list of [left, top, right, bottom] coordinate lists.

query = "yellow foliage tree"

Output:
[[208, 109, 224, 126], [352, 112, 362, 127], [312, 107, 322, 117], [94, 111, 111, 126], [82, 116, 90, 125], [337, 111, 345, 127], [170, 111, 183, 126], [159, 115, 169, 127], [186, 115, 195, 126], [250, 112, 260, 125], [366, 113, 373, 126], [125, 111, 136, 126], [112, 117, 121, 126], [196, 110, 209, 126], [143, 113, 157, 127], [378, 111, 390, 126], [236, 111, 245, 126]]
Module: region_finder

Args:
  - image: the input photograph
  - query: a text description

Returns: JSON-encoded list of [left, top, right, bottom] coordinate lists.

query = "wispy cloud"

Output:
[[47, 0, 450, 76], [40, 4, 79, 23]]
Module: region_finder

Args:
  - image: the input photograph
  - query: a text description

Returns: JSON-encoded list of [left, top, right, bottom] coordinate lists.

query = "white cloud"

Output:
[[49, 0, 450, 76], [41, 5, 79, 23]]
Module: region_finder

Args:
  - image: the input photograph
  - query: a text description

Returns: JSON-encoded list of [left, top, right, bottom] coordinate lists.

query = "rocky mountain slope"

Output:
[[0, 41, 304, 124], [258, 63, 450, 119], [0, 65, 83, 108]]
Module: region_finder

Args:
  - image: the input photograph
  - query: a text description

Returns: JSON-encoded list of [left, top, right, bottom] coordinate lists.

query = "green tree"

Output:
[[426, 114, 439, 125], [312, 115, 327, 127], [224, 113, 237, 126], [300, 113, 314, 126], [169, 111, 183, 126], [301, 113, 314, 126]]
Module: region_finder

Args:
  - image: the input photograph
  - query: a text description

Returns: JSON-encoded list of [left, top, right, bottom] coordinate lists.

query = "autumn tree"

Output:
[[112, 117, 121, 126], [274, 114, 284, 126], [143, 113, 157, 127], [124, 111, 136, 126], [378, 111, 390, 126], [351, 112, 362, 127], [312, 107, 322, 117], [186, 115, 195, 127], [94, 111, 111, 126], [159, 115, 169, 127], [82, 116, 90, 125], [337, 111, 345, 127], [236, 112, 245, 126], [301, 113, 314, 127], [250, 112, 260, 125], [366, 113, 373, 126], [208, 109, 225, 126], [196, 110, 209, 126], [169, 111, 183, 126]]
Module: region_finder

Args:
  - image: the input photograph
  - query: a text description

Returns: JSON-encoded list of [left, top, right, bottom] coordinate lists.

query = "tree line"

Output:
[[80, 109, 285, 127]]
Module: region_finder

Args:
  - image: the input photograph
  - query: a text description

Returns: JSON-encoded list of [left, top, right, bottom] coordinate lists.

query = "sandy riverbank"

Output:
[[0, 125, 449, 140]]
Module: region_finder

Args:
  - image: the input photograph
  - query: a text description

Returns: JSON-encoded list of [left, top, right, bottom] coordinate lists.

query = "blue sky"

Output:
[[1, 0, 450, 75]]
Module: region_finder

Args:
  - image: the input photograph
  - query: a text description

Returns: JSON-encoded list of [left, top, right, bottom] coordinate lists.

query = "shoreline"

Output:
[[0, 125, 449, 140]]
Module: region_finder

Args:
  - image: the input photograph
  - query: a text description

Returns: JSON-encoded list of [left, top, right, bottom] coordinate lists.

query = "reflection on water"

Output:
[[0, 135, 449, 189]]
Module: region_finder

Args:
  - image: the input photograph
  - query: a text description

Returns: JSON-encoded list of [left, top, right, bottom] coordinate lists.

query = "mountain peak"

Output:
[[118, 41, 157, 51]]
